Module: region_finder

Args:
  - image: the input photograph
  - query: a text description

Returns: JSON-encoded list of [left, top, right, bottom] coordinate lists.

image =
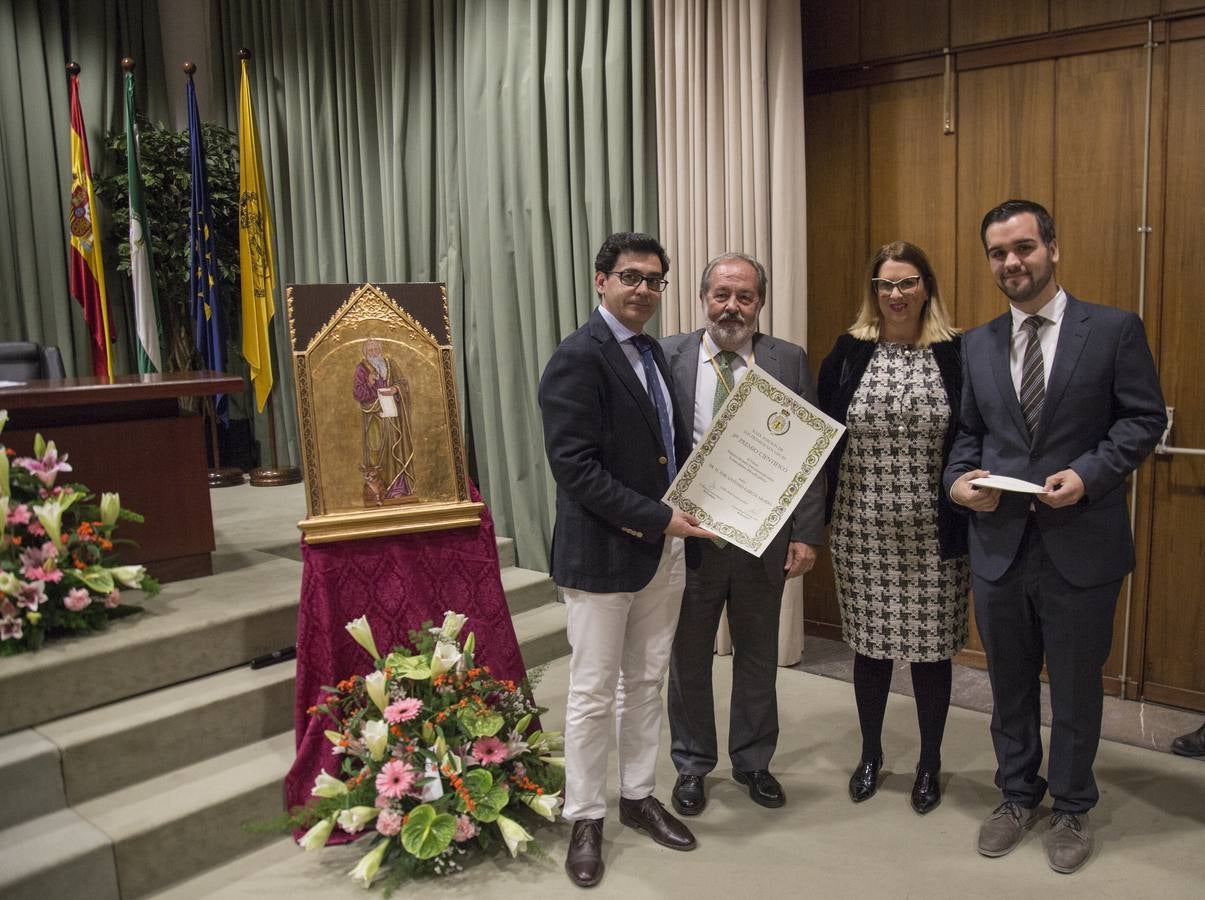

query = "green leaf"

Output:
[[459, 710, 505, 738], [473, 783, 510, 823], [399, 804, 456, 859], [386, 654, 432, 680], [66, 567, 115, 594]]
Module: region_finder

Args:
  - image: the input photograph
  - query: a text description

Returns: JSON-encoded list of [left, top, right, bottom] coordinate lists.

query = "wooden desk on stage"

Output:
[[0, 371, 245, 583]]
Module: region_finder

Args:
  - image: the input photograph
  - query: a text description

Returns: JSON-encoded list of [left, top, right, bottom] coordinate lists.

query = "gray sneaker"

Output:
[[1046, 812, 1092, 874], [977, 800, 1039, 857]]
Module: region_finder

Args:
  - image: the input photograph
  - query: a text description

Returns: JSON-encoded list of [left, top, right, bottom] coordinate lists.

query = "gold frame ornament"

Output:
[[287, 282, 482, 543]]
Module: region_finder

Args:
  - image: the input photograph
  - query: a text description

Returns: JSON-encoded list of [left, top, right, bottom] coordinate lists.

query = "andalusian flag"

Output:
[[67, 68, 114, 378], [186, 70, 226, 417], [237, 55, 277, 412], [124, 71, 163, 374]]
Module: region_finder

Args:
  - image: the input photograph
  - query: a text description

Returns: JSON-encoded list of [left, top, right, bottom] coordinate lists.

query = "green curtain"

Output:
[[209, 0, 659, 570], [0, 0, 167, 374]]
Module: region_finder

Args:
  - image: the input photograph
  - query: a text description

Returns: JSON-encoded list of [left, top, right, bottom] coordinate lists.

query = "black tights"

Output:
[[853, 653, 952, 771]]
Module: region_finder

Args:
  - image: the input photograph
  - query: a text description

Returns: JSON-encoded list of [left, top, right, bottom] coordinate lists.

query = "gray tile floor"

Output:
[[791, 633, 1205, 755]]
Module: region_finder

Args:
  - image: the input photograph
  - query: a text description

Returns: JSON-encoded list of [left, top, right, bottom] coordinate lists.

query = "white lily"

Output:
[[0, 571, 20, 596], [362, 719, 389, 761], [336, 805, 380, 834], [345, 615, 381, 660], [99, 492, 120, 527], [311, 771, 348, 798], [364, 670, 388, 712], [496, 814, 534, 857], [109, 565, 146, 588], [429, 640, 462, 678], [418, 756, 445, 801], [540, 755, 565, 768], [0, 447, 8, 498], [324, 729, 344, 747], [348, 839, 389, 888], [521, 790, 562, 822], [32, 499, 64, 548], [297, 815, 336, 850], [0, 409, 7, 435], [437, 610, 467, 641]]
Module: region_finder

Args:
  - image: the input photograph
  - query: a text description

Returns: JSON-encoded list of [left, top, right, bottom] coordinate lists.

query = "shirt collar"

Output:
[[596, 303, 642, 344], [701, 329, 754, 365], [1011, 287, 1067, 331]]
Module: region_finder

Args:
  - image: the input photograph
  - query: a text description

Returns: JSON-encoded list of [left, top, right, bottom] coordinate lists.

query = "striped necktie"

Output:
[[712, 350, 738, 417], [1019, 315, 1046, 437]]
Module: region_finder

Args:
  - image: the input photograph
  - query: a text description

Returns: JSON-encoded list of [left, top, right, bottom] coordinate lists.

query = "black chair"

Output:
[[0, 342, 67, 380]]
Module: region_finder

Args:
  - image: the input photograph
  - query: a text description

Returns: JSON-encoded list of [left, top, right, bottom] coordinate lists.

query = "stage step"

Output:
[[0, 808, 118, 900], [0, 555, 302, 736], [0, 729, 67, 830], [76, 731, 294, 899], [502, 563, 560, 614]]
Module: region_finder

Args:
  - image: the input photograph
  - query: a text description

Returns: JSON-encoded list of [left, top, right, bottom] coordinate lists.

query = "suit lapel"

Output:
[[988, 312, 1031, 439], [753, 333, 779, 381], [1039, 295, 1091, 437], [667, 330, 703, 415], [589, 310, 664, 447]]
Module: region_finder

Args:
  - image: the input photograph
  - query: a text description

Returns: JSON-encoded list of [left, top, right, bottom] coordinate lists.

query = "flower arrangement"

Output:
[[0, 411, 159, 655], [292, 612, 564, 890]]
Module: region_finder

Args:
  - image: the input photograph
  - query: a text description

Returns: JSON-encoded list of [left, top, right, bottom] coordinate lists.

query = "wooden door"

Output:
[[1138, 33, 1205, 712]]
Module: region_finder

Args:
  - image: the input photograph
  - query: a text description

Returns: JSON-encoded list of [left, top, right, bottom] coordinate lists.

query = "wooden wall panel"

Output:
[[802, 87, 869, 630], [1051, 0, 1160, 30], [859, 0, 948, 60], [951, 0, 1048, 46], [1053, 48, 1148, 315], [1164, 0, 1205, 11], [954, 61, 1056, 330], [866, 77, 956, 295], [803, 0, 860, 70], [1141, 37, 1205, 709]]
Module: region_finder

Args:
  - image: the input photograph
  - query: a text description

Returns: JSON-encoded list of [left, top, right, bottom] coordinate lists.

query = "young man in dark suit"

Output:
[[660, 252, 825, 816], [539, 232, 711, 888], [945, 200, 1166, 874]]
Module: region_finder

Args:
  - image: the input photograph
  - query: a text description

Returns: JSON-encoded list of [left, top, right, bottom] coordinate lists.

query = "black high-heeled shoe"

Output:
[[848, 755, 883, 803], [910, 767, 941, 814]]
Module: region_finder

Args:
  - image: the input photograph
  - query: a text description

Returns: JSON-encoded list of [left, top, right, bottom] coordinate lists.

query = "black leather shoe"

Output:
[[619, 795, 697, 850], [672, 774, 706, 816], [733, 768, 786, 808], [564, 818, 604, 887], [848, 755, 883, 803], [911, 767, 941, 814], [1171, 722, 1205, 758]]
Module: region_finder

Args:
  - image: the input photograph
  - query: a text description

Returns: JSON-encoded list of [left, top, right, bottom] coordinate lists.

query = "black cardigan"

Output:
[[817, 333, 968, 560]]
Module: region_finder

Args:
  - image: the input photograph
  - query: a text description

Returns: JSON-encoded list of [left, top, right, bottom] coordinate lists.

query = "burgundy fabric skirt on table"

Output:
[[283, 485, 529, 831]]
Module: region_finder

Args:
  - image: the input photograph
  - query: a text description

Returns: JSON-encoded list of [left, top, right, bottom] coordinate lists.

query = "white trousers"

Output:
[[560, 537, 686, 821]]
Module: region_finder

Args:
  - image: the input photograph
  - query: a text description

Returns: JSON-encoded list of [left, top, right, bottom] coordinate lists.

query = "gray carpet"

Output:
[[155, 653, 1205, 899]]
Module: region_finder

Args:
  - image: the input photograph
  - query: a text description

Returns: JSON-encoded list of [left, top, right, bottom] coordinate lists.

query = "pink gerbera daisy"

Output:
[[471, 736, 508, 766], [375, 759, 417, 799], [383, 697, 422, 724]]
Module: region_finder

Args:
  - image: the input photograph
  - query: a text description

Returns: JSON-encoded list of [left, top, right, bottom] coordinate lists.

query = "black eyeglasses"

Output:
[[606, 270, 669, 292]]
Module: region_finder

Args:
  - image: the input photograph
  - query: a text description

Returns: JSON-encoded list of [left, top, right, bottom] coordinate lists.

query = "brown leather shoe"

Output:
[[564, 818, 604, 887], [977, 800, 1039, 857], [618, 795, 697, 850], [1046, 812, 1092, 874]]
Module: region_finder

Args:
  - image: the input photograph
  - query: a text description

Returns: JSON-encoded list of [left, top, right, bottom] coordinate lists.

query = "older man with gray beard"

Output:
[[660, 253, 826, 815]]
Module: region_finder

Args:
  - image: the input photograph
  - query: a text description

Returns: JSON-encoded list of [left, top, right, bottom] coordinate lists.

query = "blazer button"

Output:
[[659, 456, 668, 465]]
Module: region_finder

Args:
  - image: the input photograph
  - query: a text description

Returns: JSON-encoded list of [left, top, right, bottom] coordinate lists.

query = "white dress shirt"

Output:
[[597, 304, 675, 445], [1009, 288, 1067, 399], [691, 331, 754, 444]]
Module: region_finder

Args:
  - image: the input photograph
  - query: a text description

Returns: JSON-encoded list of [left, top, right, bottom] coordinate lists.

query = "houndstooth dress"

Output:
[[830, 342, 970, 662]]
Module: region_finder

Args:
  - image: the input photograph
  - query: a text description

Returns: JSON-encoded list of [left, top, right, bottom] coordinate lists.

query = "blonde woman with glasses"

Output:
[[817, 241, 970, 816]]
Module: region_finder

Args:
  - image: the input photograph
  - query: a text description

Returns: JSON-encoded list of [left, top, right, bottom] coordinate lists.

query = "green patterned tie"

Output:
[[712, 350, 738, 417], [710, 350, 738, 548]]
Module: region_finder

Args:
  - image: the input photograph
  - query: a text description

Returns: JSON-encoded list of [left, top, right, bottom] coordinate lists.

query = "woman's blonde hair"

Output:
[[848, 241, 959, 347]]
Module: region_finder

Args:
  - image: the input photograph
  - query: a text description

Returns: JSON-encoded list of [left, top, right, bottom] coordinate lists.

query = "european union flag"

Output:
[[186, 72, 226, 420]]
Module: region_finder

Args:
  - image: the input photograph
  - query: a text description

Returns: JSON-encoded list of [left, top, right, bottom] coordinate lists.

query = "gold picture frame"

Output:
[[287, 282, 483, 543]]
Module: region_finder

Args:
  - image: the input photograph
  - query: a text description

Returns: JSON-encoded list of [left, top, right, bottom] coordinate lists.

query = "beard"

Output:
[[707, 313, 755, 350], [998, 266, 1053, 304]]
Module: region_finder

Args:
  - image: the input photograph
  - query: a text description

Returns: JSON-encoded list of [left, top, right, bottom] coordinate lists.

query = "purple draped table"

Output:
[[283, 485, 530, 837]]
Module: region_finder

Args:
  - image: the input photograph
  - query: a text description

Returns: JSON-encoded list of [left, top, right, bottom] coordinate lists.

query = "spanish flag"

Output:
[[67, 66, 114, 378], [237, 53, 276, 412]]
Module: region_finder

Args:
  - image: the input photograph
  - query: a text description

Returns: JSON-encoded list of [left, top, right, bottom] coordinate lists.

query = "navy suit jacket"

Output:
[[660, 329, 826, 587], [943, 295, 1166, 587], [539, 308, 697, 593]]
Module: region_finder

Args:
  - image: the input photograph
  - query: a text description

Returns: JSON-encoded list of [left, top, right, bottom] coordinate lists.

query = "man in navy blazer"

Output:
[[660, 252, 825, 816], [945, 200, 1166, 874], [540, 232, 711, 888]]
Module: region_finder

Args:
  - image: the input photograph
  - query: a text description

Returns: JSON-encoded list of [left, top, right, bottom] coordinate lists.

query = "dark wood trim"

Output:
[[955, 21, 1159, 72], [1142, 681, 1205, 713], [954, 647, 987, 670], [803, 619, 845, 643], [0, 371, 245, 412], [805, 57, 944, 94], [1170, 13, 1205, 41]]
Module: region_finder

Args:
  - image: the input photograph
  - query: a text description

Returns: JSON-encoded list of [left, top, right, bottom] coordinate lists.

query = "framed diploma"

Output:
[[664, 364, 844, 556]]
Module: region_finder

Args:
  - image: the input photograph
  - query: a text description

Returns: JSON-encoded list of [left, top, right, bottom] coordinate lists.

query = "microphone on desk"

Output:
[[249, 645, 297, 669]]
